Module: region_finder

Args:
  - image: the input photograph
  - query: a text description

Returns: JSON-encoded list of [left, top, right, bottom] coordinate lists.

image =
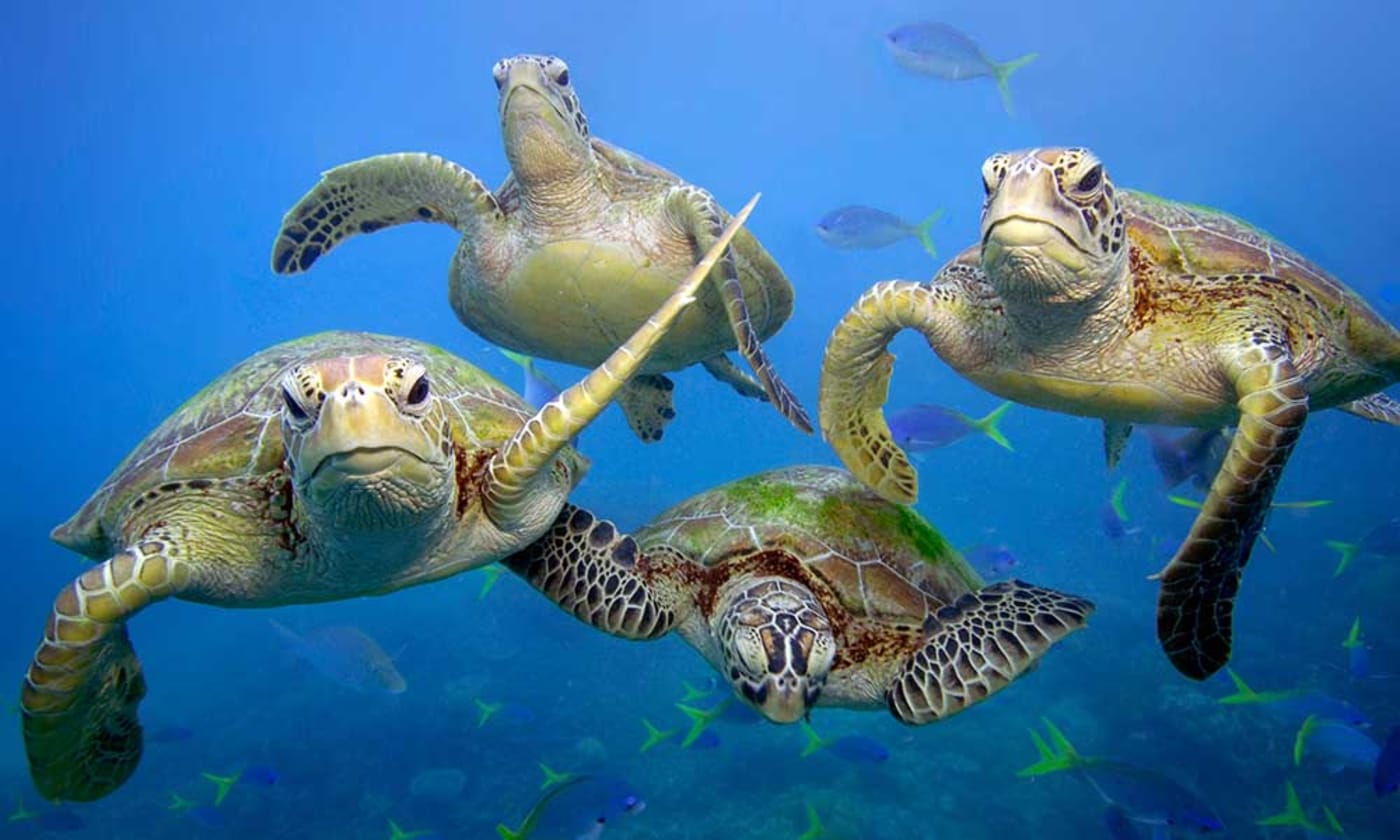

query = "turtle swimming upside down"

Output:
[[270, 54, 810, 442], [819, 147, 1400, 680], [503, 465, 1092, 724], [21, 206, 756, 802]]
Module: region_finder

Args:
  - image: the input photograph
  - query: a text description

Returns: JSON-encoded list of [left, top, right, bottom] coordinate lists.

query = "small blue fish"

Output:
[[885, 22, 1038, 116], [815, 206, 942, 256], [1375, 726, 1400, 796], [801, 722, 890, 763], [502, 349, 562, 410], [1145, 427, 1229, 492], [498, 775, 645, 840], [888, 402, 1013, 454], [476, 698, 536, 727], [1218, 670, 1369, 728], [1295, 715, 1380, 773], [1328, 517, 1400, 576], [1100, 478, 1134, 541], [962, 544, 1019, 578], [1342, 617, 1370, 680], [270, 619, 407, 695]]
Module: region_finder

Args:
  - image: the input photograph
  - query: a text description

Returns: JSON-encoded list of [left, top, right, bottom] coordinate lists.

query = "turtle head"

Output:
[[282, 355, 454, 535], [713, 577, 836, 723], [494, 54, 592, 188], [979, 148, 1128, 312]]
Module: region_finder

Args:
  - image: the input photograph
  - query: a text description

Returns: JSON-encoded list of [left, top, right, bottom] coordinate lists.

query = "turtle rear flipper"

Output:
[[22, 541, 190, 801], [271, 152, 501, 274], [886, 580, 1093, 725], [701, 355, 767, 400], [1155, 340, 1308, 680], [617, 375, 676, 443], [666, 186, 812, 434]]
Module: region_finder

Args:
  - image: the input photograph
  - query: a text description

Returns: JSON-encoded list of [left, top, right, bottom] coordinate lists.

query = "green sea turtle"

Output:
[[503, 465, 1092, 725], [21, 206, 754, 802], [818, 147, 1400, 680], [269, 54, 810, 442]]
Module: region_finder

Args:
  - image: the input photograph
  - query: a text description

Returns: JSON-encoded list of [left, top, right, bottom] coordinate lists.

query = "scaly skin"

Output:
[[504, 466, 1092, 726], [819, 147, 1400, 679], [270, 54, 810, 439]]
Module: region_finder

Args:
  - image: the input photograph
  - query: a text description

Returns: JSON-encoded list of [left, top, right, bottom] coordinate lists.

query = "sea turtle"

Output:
[[818, 147, 1400, 680], [503, 465, 1092, 725], [269, 53, 810, 442], [21, 207, 753, 802]]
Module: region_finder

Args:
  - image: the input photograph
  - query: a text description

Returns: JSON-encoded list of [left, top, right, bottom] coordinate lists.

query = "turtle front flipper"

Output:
[[271, 153, 502, 274], [666, 186, 813, 434], [701, 355, 767, 400], [886, 581, 1094, 725], [1340, 391, 1400, 425], [503, 504, 683, 639], [22, 541, 191, 801], [819, 272, 985, 504], [1155, 341, 1308, 680], [617, 374, 676, 443]]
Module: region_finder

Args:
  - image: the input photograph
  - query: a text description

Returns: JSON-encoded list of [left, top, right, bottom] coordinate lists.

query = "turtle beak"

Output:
[[297, 382, 437, 491]]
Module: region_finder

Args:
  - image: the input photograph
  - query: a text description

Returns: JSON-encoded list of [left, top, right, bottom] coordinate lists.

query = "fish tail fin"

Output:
[[799, 802, 825, 840], [969, 402, 1014, 451], [1217, 667, 1257, 704], [1259, 531, 1278, 554], [201, 771, 240, 806], [8, 796, 35, 823], [799, 720, 826, 758], [1016, 719, 1082, 777], [679, 679, 709, 703], [1326, 541, 1359, 577], [676, 700, 726, 748], [475, 699, 502, 727], [1321, 805, 1346, 836], [912, 208, 944, 259], [166, 792, 193, 813], [640, 717, 677, 753], [1342, 616, 1363, 649], [1109, 477, 1129, 522], [1167, 494, 1205, 510], [1294, 714, 1321, 766], [500, 348, 533, 370], [992, 52, 1038, 117], [537, 762, 574, 790], [1256, 781, 1312, 829], [477, 564, 504, 600], [494, 823, 524, 840]]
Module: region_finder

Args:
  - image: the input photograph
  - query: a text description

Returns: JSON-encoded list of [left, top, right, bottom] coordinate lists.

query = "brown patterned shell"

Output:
[[634, 465, 982, 624], [54, 331, 537, 559]]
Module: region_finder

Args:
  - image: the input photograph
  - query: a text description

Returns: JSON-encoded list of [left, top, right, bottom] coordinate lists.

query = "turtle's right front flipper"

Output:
[[1155, 340, 1308, 680], [271, 153, 501, 274], [503, 504, 685, 640], [21, 539, 190, 801], [887, 581, 1093, 725]]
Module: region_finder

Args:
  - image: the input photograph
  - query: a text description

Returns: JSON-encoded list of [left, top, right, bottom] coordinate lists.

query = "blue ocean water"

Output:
[[3, 1, 1398, 837]]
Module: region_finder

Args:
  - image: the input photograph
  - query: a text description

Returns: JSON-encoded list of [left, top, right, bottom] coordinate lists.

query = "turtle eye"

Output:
[[553, 67, 570, 86], [406, 374, 430, 406], [282, 387, 310, 422], [1075, 165, 1103, 193], [981, 175, 994, 196]]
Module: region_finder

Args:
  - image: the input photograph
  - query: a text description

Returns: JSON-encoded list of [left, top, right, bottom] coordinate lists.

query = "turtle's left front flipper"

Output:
[[22, 538, 191, 801], [666, 186, 813, 434], [503, 505, 686, 640], [1156, 341, 1308, 680], [886, 581, 1093, 725]]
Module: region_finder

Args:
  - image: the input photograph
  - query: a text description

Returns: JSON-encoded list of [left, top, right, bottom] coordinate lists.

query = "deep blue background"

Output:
[[2, 2, 1397, 837]]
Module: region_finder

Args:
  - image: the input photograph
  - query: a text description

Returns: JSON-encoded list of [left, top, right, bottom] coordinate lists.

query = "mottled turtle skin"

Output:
[[820, 147, 1400, 680], [505, 466, 1092, 725], [270, 54, 810, 442], [20, 202, 756, 803]]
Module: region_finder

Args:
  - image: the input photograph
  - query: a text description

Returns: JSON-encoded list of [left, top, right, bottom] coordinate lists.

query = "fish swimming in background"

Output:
[[476, 698, 537, 727], [1327, 516, 1400, 576], [1295, 714, 1381, 774], [202, 765, 280, 806], [677, 677, 719, 704], [1256, 781, 1345, 838], [388, 818, 437, 840], [1145, 427, 1230, 492], [1217, 669, 1369, 728], [675, 698, 764, 747], [800, 722, 890, 763], [501, 349, 562, 410], [1375, 727, 1400, 796], [1100, 478, 1135, 540], [884, 22, 1038, 116], [962, 543, 1019, 579], [476, 564, 505, 600], [887, 402, 1013, 454], [1342, 617, 1371, 680], [814, 205, 943, 257], [1019, 720, 1224, 833], [497, 775, 645, 840], [798, 803, 824, 840], [270, 619, 407, 695], [639, 718, 679, 753]]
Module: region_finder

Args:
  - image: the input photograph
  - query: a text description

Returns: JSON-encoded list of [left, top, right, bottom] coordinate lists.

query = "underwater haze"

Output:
[[4, 1, 1399, 838]]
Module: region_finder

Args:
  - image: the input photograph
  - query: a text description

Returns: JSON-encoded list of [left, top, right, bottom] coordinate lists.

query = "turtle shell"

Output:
[[635, 465, 982, 624], [54, 331, 537, 560]]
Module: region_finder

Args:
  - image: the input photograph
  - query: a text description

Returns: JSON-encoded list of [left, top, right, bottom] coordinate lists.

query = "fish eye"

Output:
[[406, 374, 430, 406], [1076, 165, 1103, 193], [282, 387, 309, 422]]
